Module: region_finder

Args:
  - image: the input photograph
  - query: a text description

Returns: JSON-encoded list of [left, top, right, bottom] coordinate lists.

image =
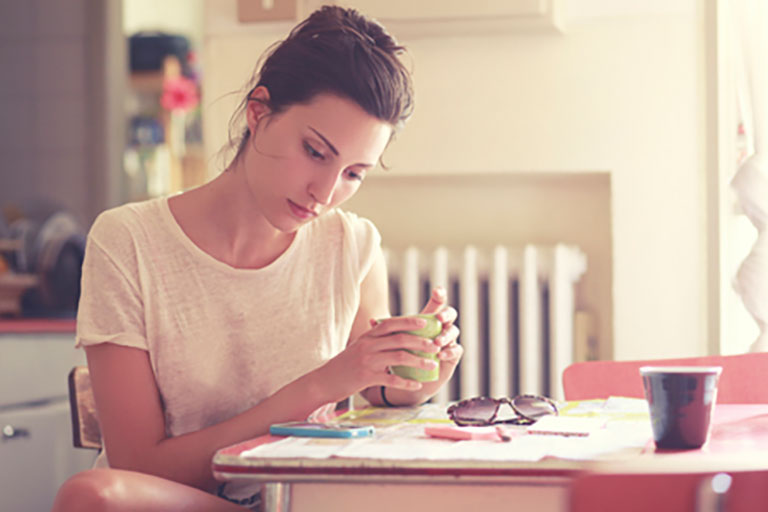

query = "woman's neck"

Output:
[[168, 169, 295, 269]]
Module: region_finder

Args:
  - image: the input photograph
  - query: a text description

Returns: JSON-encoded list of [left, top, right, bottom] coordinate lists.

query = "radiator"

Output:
[[384, 244, 587, 403]]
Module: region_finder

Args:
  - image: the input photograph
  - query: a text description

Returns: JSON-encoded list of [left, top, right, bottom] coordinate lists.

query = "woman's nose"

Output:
[[308, 170, 340, 205]]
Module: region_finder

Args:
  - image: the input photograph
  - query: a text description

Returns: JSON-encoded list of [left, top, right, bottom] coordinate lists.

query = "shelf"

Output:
[[129, 71, 165, 94], [0, 240, 22, 252], [0, 273, 38, 317]]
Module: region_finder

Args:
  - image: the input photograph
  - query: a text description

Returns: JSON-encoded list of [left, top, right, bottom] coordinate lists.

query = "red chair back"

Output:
[[569, 471, 768, 512], [562, 352, 768, 403]]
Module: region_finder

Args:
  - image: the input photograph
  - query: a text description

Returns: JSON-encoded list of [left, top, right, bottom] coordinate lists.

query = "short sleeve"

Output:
[[75, 209, 148, 351], [337, 210, 382, 285]]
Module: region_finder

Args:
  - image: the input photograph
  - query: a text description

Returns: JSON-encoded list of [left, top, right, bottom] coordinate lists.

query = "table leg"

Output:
[[262, 482, 291, 512]]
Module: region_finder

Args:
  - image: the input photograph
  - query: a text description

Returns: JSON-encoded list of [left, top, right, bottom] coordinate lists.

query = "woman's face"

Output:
[[243, 91, 392, 233]]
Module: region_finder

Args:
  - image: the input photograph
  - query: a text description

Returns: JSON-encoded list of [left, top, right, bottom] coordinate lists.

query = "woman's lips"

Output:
[[288, 200, 317, 220]]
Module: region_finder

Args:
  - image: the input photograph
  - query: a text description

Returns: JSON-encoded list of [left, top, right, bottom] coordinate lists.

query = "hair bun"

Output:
[[294, 5, 402, 54]]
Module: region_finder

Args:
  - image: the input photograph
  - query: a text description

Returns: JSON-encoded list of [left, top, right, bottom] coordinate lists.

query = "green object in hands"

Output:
[[391, 314, 442, 382], [405, 313, 443, 338]]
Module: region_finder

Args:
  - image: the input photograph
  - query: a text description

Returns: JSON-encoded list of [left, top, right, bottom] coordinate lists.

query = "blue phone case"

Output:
[[269, 421, 374, 438]]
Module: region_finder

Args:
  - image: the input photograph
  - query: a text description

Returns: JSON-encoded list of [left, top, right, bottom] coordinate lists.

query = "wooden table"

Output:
[[212, 403, 768, 512]]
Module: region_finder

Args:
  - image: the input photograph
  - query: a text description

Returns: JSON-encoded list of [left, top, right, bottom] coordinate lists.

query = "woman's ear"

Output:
[[246, 86, 271, 133]]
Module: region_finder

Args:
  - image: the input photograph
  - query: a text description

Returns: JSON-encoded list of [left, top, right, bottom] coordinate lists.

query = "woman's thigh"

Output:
[[52, 468, 247, 512]]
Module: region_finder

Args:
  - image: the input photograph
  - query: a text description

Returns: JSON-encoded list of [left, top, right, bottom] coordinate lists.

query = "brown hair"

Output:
[[223, 5, 414, 167]]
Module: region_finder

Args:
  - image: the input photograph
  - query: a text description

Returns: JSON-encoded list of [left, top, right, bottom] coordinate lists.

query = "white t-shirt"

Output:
[[76, 197, 381, 466]]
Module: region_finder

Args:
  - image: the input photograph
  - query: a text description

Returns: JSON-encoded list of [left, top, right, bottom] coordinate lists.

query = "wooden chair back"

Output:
[[562, 352, 768, 403], [569, 470, 768, 512], [67, 365, 102, 450]]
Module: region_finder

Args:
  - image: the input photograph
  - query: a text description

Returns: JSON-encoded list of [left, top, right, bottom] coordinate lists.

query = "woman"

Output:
[[52, 5, 462, 511]]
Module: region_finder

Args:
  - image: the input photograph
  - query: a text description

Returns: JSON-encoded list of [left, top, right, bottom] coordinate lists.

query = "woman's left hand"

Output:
[[421, 287, 462, 367]]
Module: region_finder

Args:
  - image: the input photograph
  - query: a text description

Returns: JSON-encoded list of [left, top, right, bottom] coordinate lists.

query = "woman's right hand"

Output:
[[313, 315, 441, 403]]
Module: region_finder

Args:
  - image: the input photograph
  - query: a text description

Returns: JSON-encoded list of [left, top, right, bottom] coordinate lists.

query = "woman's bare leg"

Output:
[[52, 468, 249, 512]]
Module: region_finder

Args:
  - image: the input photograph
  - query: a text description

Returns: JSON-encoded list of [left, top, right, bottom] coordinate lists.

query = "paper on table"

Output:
[[527, 415, 606, 437], [336, 403, 451, 425], [541, 397, 651, 459], [448, 437, 549, 461], [603, 396, 651, 413], [544, 422, 652, 460], [241, 422, 549, 462], [330, 423, 649, 462], [561, 396, 650, 420], [241, 399, 652, 463], [333, 423, 547, 462], [241, 436, 356, 459]]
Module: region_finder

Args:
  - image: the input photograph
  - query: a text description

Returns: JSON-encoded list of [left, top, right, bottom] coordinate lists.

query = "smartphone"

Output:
[[269, 421, 375, 438]]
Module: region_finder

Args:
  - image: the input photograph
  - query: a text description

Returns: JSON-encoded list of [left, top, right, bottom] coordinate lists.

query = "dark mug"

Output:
[[640, 366, 722, 449]]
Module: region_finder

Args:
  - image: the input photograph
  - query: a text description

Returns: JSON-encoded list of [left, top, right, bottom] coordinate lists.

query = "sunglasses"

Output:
[[447, 395, 559, 426]]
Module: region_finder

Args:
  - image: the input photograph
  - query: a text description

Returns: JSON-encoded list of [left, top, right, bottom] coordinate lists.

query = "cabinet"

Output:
[[0, 330, 95, 512], [124, 55, 206, 203], [237, 0, 565, 34]]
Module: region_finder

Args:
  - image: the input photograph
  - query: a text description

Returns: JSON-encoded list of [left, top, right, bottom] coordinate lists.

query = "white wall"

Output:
[[123, 0, 204, 49], [201, 0, 707, 361]]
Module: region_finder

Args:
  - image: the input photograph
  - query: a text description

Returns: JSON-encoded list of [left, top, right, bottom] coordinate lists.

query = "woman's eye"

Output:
[[345, 169, 364, 181], [303, 141, 325, 160]]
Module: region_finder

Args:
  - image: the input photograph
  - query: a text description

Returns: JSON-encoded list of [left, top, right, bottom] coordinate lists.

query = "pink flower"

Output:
[[161, 76, 199, 112]]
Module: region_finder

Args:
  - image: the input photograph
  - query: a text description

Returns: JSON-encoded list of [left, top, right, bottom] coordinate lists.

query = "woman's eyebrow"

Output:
[[308, 126, 339, 156], [307, 125, 376, 169]]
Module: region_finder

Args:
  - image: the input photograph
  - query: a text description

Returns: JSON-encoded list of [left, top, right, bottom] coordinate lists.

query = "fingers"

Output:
[[435, 306, 457, 327], [381, 348, 439, 371], [368, 315, 429, 337], [383, 374, 424, 391], [373, 332, 440, 354], [433, 324, 460, 349], [380, 342, 461, 391], [437, 342, 463, 362], [368, 305, 458, 352], [364, 346, 439, 387], [371, 296, 456, 339], [420, 287, 447, 315]]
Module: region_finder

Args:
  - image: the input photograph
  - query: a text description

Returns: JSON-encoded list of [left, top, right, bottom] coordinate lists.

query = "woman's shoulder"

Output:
[[328, 208, 381, 254], [310, 208, 379, 245], [326, 208, 378, 234], [89, 197, 166, 244]]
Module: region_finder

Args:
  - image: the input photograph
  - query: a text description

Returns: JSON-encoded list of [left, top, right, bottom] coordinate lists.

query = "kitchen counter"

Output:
[[0, 325, 93, 512], [0, 318, 76, 333]]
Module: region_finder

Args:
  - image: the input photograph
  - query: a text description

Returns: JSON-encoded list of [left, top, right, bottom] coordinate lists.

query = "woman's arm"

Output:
[[86, 342, 333, 492]]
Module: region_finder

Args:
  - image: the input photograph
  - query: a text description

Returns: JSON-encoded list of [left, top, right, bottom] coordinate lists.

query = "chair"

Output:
[[66, 365, 349, 450], [562, 352, 768, 403], [67, 366, 101, 449], [569, 470, 768, 512]]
